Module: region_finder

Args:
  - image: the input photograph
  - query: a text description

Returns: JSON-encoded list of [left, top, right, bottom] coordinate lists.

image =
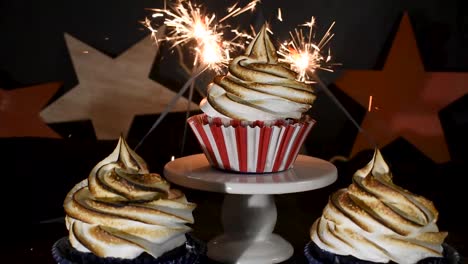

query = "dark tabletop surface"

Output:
[[15, 188, 468, 264], [16, 191, 468, 264], [3, 137, 467, 264]]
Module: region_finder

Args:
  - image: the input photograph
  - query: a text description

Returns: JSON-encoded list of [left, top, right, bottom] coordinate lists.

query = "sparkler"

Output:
[[146, 0, 256, 72], [137, 3, 375, 152], [135, 0, 257, 150], [279, 17, 375, 147], [278, 16, 336, 83]]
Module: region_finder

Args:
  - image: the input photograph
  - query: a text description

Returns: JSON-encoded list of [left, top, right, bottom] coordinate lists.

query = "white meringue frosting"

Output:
[[64, 137, 196, 259], [310, 149, 447, 264], [200, 24, 316, 121]]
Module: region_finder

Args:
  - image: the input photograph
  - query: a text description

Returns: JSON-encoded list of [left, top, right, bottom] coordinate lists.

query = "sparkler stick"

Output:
[[135, 65, 208, 150], [180, 66, 197, 156], [310, 72, 376, 147]]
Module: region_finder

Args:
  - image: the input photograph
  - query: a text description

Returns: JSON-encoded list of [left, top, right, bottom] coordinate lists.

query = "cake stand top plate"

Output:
[[164, 154, 337, 195]]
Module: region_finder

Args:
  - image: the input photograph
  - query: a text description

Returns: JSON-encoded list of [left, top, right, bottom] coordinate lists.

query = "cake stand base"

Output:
[[208, 233, 293, 264], [164, 154, 338, 264], [207, 194, 293, 264]]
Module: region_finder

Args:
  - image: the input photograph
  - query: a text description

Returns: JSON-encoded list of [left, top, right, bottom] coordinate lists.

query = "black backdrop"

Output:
[[1, 0, 467, 262], [1, 0, 467, 160]]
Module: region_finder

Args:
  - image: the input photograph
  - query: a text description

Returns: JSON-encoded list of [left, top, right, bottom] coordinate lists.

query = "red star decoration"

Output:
[[0, 82, 62, 138], [335, 13, 468, 163]]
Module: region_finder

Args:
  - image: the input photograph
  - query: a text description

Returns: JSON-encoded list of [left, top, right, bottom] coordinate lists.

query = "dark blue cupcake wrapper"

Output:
[[304, 241, 462, 264], [52, 234, 206, 264]]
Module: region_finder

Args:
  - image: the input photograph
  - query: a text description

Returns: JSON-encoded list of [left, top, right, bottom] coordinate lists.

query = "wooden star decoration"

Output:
[[335, 13, 468, 163], [0, 82, 61, 138], [40, 34, 197, 140]]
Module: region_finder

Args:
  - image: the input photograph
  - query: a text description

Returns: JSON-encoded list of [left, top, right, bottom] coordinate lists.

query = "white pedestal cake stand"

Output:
[[164, 154, 337, 264]]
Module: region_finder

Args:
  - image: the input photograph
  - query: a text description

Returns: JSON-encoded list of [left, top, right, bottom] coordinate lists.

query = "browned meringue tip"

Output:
[[244, 24, 278, 63]]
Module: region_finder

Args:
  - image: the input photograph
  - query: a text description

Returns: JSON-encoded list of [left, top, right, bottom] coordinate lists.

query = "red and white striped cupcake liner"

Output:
[[187, 114, 316, 173]]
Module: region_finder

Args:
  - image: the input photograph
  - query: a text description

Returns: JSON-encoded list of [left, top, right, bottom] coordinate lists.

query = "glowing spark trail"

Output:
[[220, 0, 259, 22], [142, 17, 160, 43], [277, 8, 283, 21]]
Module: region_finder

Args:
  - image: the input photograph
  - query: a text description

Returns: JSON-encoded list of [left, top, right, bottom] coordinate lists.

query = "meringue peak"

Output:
[[201, 23, 316, 121], [244, 24, 278, 63], [64, 137, 196, 259], [354, 148, 390, 179], [310, 148, 447, 263]]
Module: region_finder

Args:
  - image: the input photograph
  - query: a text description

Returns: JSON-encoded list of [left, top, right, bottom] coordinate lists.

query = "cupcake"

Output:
[[305, 149, 460, 264], [188, 24, 317, 173], [52, 136, 205, 264]]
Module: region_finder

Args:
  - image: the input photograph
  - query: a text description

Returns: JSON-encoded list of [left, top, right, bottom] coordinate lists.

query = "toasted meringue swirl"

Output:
[[200, 24, 316, 121], [64, 137, 196, 259], [310, 149, 447, 264]]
